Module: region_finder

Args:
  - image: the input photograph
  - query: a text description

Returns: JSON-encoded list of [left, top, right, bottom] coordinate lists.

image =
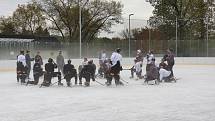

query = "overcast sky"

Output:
[[0, 0, 154, 37]]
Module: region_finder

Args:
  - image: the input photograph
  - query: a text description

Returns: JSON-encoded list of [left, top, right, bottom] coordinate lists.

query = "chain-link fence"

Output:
[[0, 18, 215, 59]]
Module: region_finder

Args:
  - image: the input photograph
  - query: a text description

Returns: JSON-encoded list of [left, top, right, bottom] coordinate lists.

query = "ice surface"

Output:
[[0, 59, 215, 121]]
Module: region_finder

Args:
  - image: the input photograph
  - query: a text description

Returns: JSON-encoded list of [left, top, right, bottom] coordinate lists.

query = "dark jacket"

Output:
[[63, 64, 76, 75], [35, 55, 43, 65], [166, 53, 175, 66], [45, 62, 57, 73], [25, 54, 34, 67], [81, 64, 95, 77], [159, 62, 168, 70], [33, 62, 43, 73]]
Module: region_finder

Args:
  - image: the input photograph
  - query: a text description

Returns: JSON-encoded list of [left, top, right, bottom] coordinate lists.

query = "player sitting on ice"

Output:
[[41, 58, 62, 87], [27, 58, 44, 85], [79, 60, 96, 86], [63, 59, 78, 87], [17, 50, 28, 84]]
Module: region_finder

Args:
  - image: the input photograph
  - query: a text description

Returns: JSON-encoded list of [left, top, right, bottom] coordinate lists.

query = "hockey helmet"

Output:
[[68, 59, 71, 64], [48, 58, 53, 63], [116, 48, 121, 53], [20, 50, 24, 54]]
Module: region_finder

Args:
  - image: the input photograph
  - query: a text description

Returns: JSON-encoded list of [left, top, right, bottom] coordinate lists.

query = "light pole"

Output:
[[206, 16, 209, 57], [175, 17, 178, 57], [147, 20, 151, 50], [204, 0, 209, 57], [128, 13, 134, 57], [79, 0, 82, 59]]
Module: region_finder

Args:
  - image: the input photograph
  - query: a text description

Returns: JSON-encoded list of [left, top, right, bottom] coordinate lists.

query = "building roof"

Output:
[[0, 38, 34, 42]]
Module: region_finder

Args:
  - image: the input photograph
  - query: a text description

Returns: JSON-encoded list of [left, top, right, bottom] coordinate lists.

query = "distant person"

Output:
[[159, 58, 171, 82], [79, 60, 96, 86], [98, 50, 107, 77], [101, 50, 107, 63], [41, 58, 62, 87], [130, 49, 144, 79], [145, 50, 155, 76], [166, 48, 175, 78], [107, 48, 124, 86], [17, 50, 28, 83], [78, 57, 88, 74], [27, 58, 43, 85], [17, 50, 26, 67], [25, 50, 34, 78], [63, 59, 78, 86], [82, 57, 88, 66], [56, 51, 65, 75], [34, 51, 43, 66]]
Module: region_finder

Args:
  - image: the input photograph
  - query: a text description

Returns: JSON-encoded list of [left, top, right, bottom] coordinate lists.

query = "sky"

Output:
[[0, 0, 154, 37]]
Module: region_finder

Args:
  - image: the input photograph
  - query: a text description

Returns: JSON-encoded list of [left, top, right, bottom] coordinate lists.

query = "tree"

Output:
[[35, 26, 50, 36], [120, 27, 166, 52], [147, 0, 208, 56], [0, 17, 16, 35], [147, 0, 207, 40], [12, 1, 46, 35], [36, 0, 123, 42]]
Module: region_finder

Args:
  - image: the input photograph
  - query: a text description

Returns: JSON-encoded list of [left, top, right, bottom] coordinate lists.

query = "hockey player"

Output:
[[34, 51, 43, 66], [145, 50, 155, 76], [89, 60, 96, 80], [144, 50, 159, 84], [144, 63, 159, 84], [104, 59, 116, 86], [134, 59, 143, 80], [17, 50, 27, 67], [108, 48, 124, 86], [158, 58, 171, 82], [63, 59, 77, 87], [41, 58, 62, 86], [130, 49, 144, 79], [17, 50, 28, 83], [79, 60, 96, 86], [166, 48, 175, 78], [56, 51, 65, 75], [98, 50, 107, 77], [25, 50, 34, 79], [27, 58, 43, 85]]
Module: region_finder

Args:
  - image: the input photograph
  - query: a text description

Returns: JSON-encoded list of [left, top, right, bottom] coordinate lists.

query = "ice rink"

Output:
[[0, 58, 215, 121]]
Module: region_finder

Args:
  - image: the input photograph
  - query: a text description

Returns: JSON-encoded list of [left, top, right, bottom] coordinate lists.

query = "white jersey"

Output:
[[101, 53, 107, 62], [134, 61, 142, 73], [110, 52, 122, 67], [82, 61, 88, 66], [146, 54, 155, 64], [17, 54, 26, 67]]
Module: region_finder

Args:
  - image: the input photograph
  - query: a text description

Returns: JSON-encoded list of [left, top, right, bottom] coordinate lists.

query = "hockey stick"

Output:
[[39, 77, 67, 88], [120, 77, 129, 84], [39, 81, 58, 88], [94, 80, 105, 86], [122, 68, 132, 71]]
